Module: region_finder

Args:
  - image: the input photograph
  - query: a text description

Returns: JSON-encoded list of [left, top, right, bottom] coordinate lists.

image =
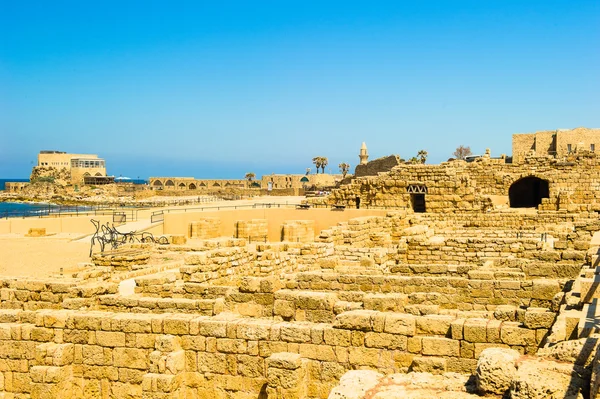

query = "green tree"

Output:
[[453, 145, 472, 160], [339, 162, 350, 178], [417, 150, 428, 164], [244, 172, 255, 183]]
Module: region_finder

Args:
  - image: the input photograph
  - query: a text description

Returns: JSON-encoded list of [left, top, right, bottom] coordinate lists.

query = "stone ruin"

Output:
[[1, 203, 600, 399]]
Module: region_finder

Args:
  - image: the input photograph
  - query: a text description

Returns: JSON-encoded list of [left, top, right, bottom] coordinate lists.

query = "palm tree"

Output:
[[321, 157, 328, 174], [312, 157, 323, 174], [417, 150, 428, 164], [339, 162, 350, 178]]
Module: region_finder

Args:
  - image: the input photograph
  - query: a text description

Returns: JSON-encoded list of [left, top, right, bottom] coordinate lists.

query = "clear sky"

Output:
[[1, 0, 598, 179]]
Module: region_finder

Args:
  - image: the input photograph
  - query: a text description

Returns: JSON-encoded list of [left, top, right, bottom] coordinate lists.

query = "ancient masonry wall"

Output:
[[0, 305, 556, 399], [0, 210, 598, 398], [329, 154, 600, 212]]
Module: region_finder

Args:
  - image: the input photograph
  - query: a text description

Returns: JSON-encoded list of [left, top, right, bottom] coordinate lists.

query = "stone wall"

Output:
[[189, 218, 221, 239], [235, 219, 268, 242], [512, 127, 600, 163], [0, 306, 555, 399], [354, 155, 402, 178], [330, 154, 600, 212], [281, 220, 315, 243]]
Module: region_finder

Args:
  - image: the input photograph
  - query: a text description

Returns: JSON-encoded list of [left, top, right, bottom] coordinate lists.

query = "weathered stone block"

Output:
[[421, 337, 460, 357]]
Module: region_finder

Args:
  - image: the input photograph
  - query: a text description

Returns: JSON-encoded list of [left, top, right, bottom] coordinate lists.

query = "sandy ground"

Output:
[[0, 195, 304, 278], [0, 235, 91, 278]]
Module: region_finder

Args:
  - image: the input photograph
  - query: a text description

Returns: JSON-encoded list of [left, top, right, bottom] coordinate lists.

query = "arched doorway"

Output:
[[509, 176, 549, 208]]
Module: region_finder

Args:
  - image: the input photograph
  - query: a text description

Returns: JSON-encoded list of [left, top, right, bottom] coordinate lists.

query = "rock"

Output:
[[536, 336, 599, 368], [329, 370, 479, 399], [476, 347, 520, 395], [328, 370, 383, 399], [511, 358, 588, 399]]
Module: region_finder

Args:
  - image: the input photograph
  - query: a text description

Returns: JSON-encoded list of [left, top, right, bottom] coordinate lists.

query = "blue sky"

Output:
[[1, 0, 598, 179]]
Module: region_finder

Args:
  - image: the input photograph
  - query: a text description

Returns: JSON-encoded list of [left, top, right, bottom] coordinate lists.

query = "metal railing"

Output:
[[151, 211, 164, 223], [154, 202, 298, 216]]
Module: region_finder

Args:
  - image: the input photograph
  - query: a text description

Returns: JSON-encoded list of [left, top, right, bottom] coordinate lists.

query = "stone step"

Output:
[[579, 274, 600, 304], [579, 298, 600, 338]]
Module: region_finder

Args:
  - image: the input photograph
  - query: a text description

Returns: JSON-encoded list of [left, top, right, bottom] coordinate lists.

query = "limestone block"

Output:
[[416, 315, 453, 335], [476, 347, 520, 395], [363, 294, 407, 312], [500, 322, 536, 346], [168, 235, 187, 245], [334, 310, 378, 332], [280, 323, 312, 343], [531, 280, 560, 300], [282, 220, 315, 243], [384, 313, 416, 336], [486, 320, 502, 344], [189, 218, 221, 239], [421, 337, 460, 357], [494, 305, 517, 321], [523, 308, 556, 329], [154, 335, 181, 352], [410, 356, 447, 374], [235, 219, 268, 242], [95, 331, 126, 348], [26, 228, 46, 237], [113, 348, 149, 370], [511, 357, 587, 399], [267, 352, 306, 396], [364, 332, 407, 350], [463, 318, 488, 343], [451, 319, 465, 340]]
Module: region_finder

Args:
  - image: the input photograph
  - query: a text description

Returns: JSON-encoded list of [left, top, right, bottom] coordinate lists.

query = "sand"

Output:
[[0, 235, 91, 278], [0, 195, 304, 278]]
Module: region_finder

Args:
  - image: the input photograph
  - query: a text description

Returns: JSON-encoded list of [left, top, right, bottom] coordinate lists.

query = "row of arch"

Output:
[[83, 172, 104, 177], [150, 179, 249, 190]]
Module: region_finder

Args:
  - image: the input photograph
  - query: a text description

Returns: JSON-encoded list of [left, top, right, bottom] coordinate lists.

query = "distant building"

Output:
[[36, 150, 108, 185], [512, 127, 600, 164]]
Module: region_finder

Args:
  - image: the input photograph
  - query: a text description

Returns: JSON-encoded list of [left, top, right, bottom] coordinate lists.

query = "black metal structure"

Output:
[[89, 219, 169, 257]]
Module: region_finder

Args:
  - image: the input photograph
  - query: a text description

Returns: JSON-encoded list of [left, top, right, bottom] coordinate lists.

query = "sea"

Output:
[[0, 177, 150, 218], [0, 178, 93, 218]]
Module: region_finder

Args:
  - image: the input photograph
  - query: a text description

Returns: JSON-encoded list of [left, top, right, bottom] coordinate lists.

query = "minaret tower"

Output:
[[359, 142, 369, 165]]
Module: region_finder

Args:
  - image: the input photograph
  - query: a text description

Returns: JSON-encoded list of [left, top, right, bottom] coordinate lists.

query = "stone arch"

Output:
[[152, 180, 163, 187], [178, 183, 186, 189], [509, 176, 549, 208], [95, 172, 103, 176], [83, 172, 91, 177], [165, 180, 175, 187], [213, 182, 221, 187], [200, 182, 206, 187], [189, 183, 197, 190]]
